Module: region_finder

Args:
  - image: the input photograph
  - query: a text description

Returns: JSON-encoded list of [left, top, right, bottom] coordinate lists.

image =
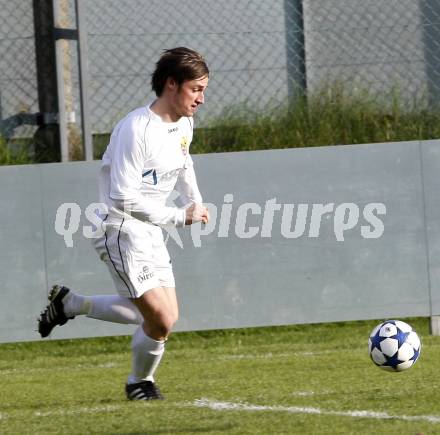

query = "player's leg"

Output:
[[125, 285, 178, 400], [38, 285, 143, 338], [162, 286, 179, 330], [124, 227, 179, 400], [38, 222, 147, 337], [131, 286, 178, 341], [71, 237, 147, 324], [60, 257, 145, 324]]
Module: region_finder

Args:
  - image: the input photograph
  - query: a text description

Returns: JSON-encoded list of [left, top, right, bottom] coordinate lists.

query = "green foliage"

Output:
[[93, 133, 111, 160], [8, 83, 440, 163], [191, 85, 440, 154], [0, 136, 32, 165], [0, 318, 438, 434]]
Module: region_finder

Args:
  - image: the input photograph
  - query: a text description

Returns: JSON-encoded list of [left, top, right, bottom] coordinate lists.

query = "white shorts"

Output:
[[94, 216, 175, 299]]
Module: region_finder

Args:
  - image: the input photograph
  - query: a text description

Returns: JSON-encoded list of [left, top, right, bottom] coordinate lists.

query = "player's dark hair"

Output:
[[151, 47, 209, 97]]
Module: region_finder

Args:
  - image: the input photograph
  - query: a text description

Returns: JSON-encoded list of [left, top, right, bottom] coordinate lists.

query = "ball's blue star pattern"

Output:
[[369, 320, 421, 371], [370, 330, 386, 351], [410, 347, 420, 362], [382, 351, 402, 370], [395, 329, 410, 348]]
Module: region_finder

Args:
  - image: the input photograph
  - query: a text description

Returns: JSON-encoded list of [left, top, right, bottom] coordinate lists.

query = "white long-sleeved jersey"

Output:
[[98, 103, 202, 227]]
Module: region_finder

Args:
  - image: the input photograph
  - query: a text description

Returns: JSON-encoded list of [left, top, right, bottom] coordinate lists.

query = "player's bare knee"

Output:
[[150, 315, 175, 339], [161, 313, 177, 333]]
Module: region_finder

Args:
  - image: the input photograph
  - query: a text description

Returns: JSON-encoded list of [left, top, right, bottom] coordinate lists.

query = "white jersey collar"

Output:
[[147, 101, 181, 126]]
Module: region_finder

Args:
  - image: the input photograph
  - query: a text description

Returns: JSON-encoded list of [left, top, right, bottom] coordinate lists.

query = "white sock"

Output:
[[127, 326, 165, 384], [63, 292, 142, 324]]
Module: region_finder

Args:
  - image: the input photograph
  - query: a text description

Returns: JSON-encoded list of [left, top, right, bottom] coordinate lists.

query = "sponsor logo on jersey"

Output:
[[181, 136, 189, 155], [137, 265, 154, 284], [168, 127, 178, 133]]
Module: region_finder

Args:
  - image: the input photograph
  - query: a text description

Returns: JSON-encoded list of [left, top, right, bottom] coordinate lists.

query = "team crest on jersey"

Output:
[[181, 136, 189, 155]]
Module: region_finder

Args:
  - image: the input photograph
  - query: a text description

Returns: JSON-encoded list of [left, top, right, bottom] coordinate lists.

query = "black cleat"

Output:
[[125, 381, 164, 401], [38, 285, 74, 338]]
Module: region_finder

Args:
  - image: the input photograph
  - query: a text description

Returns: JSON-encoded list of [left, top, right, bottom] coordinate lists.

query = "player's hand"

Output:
[[185, 203, 209, 225]]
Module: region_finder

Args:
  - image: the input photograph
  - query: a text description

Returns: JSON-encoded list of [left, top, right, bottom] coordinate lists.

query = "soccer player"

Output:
[[38, 47, 210, 401]]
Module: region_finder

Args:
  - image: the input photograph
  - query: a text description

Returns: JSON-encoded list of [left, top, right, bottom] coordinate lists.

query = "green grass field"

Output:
[[0, 318, 438, 434]]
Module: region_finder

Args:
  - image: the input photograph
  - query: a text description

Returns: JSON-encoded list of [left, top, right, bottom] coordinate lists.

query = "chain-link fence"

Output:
[[1, 0, 440, 158], [85, 0, 303, 133], [303, 0, 440, 100], [84, 0, 440, 133], [0, 0, 38, 141]]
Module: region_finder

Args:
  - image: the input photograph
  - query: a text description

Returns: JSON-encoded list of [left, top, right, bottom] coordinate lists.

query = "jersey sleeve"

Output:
[[174, 153, 203, 207], [109, 118, 144, 201], [110, 117, 186, 227]]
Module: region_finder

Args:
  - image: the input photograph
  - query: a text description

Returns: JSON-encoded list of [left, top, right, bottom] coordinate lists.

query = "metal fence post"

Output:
[[284, 0, 307, 102], [75, 0, 93, 161], [52, 0, 69, 162], [33, 0, 61, 162]]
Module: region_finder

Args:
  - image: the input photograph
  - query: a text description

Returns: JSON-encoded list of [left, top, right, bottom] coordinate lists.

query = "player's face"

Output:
[[172, 76, 209, 118]]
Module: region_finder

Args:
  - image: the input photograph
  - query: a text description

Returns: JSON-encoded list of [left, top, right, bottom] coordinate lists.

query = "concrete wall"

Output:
[[0, 140, 439, 342]]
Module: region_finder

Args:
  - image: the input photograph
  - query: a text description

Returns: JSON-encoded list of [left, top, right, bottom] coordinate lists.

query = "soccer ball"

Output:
[[368, 320, 421, 372]]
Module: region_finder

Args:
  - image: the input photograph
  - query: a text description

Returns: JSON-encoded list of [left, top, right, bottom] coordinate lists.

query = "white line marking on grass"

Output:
[[193, 398, 440, 424]]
